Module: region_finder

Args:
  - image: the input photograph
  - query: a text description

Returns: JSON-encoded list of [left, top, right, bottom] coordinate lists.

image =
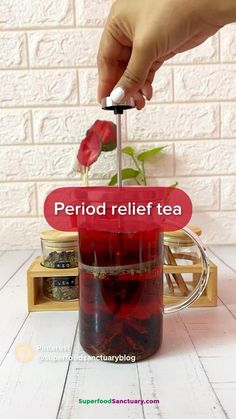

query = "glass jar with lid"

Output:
[[40, 230, 79, 302], [43, 276, 78, 301], [164, 225, 202, 266], [40, 230, 78, 269], [163, 225, 202, 297]]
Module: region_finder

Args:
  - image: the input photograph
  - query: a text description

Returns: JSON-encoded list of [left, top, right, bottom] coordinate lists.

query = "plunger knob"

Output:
[[101, 96, 135, 114]]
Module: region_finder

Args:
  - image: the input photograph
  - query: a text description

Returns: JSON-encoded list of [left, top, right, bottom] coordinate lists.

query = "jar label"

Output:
[[54, 261, 71, 269], [53, 277, 76, 287]]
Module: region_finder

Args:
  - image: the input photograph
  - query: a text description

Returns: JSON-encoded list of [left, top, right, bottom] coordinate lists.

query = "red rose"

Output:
[[77, 130, 102, 167], [88, 120, 117, 152]]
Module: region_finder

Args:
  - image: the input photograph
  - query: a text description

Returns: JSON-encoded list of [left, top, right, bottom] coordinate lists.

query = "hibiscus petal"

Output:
[[77, 131, 102, 167], [89, 120, 117, 152]]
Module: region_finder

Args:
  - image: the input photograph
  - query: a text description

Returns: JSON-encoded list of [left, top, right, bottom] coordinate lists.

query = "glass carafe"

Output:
[[78, 225, 209, 362]]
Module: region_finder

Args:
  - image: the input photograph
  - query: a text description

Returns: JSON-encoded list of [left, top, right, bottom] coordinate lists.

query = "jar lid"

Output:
[[40, 230, 78, 243], [164, 225, 202, 246]]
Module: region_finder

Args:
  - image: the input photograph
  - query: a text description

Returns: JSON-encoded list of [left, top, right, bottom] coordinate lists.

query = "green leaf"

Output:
[[168, 182, 178, 188], [109, 168, 140, 186], [137, 146, 167, 162], [122, 146, 135, 156]]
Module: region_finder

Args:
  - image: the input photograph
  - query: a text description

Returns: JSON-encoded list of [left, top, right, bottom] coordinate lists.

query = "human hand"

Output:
[[97, 0, 235, 110]]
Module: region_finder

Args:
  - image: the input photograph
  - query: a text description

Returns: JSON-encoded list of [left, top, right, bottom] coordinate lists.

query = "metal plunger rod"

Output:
[[116, 113, 122, 187], [101, 97, 135, 188]]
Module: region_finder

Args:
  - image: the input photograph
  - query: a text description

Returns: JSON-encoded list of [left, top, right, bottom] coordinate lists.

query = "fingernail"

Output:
[[141, 90, 150, 101], [110, 87, 125, 103]]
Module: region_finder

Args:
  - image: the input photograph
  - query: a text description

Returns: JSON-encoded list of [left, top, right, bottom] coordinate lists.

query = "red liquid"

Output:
[[79, 229, 163, 361]]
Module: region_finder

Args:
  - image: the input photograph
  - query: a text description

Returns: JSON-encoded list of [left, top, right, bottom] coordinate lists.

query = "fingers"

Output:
[[97, 57, 126, 103], [133, 91, 146, 110], [141, 82, 153, 101], [97, 1, 160, 107], [97, 16, 132, 102], [97, 5, 164, 109], [137, 61, 163, 104], [97, 0, 220, 110], [110, 42, 154, 103]]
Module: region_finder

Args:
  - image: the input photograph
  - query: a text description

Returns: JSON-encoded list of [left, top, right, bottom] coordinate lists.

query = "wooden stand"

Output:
[[163, 260, 217, 307], [27, 257, 217, 312], [27, 257, 79, 312]]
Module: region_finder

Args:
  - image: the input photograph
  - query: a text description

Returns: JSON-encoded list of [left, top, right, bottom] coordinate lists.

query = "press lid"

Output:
[[164, 225, 202, 246], [40, 230, 78, 243]]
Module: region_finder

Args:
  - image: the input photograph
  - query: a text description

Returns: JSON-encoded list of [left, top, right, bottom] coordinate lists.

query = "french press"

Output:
[[78, 97, 210, 362]]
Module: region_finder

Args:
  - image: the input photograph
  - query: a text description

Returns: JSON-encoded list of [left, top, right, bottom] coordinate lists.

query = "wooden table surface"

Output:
[[0, 246, 235, 419]]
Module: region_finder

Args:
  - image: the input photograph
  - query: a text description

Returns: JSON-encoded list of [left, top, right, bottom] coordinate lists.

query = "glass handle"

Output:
[[164, 225, 210, 314]]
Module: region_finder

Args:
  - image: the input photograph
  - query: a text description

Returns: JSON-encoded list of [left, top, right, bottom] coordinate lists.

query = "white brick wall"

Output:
[[28, 30, 102, 67], [75, 0, 111, 26], [0, 0, 74, 29], [0, 183, 36, 216], [0, 3, 236, 248], [174, 65, 236, 101], [0, 110, 31, 144], [0, 146, 77, 180], [127, 104, 219, 140], [221, 104, 236, 137], [0, 70, 78, 106], [0, 33, 27, 68], [33, 108, 115, 143]]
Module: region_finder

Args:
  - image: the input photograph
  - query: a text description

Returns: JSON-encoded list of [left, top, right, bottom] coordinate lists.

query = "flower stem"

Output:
[[82, 166, 89, 186], [132, 155, 142, 172], [131, 155, 146, 186], [141, 161, 147, 186]]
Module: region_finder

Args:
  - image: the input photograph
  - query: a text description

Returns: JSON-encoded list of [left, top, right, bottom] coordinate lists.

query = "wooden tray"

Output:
[[27, 257, 217, 312]]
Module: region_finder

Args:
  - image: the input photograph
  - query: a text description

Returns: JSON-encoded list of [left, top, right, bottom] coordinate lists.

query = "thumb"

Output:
[[110, 44, 153, 103]]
